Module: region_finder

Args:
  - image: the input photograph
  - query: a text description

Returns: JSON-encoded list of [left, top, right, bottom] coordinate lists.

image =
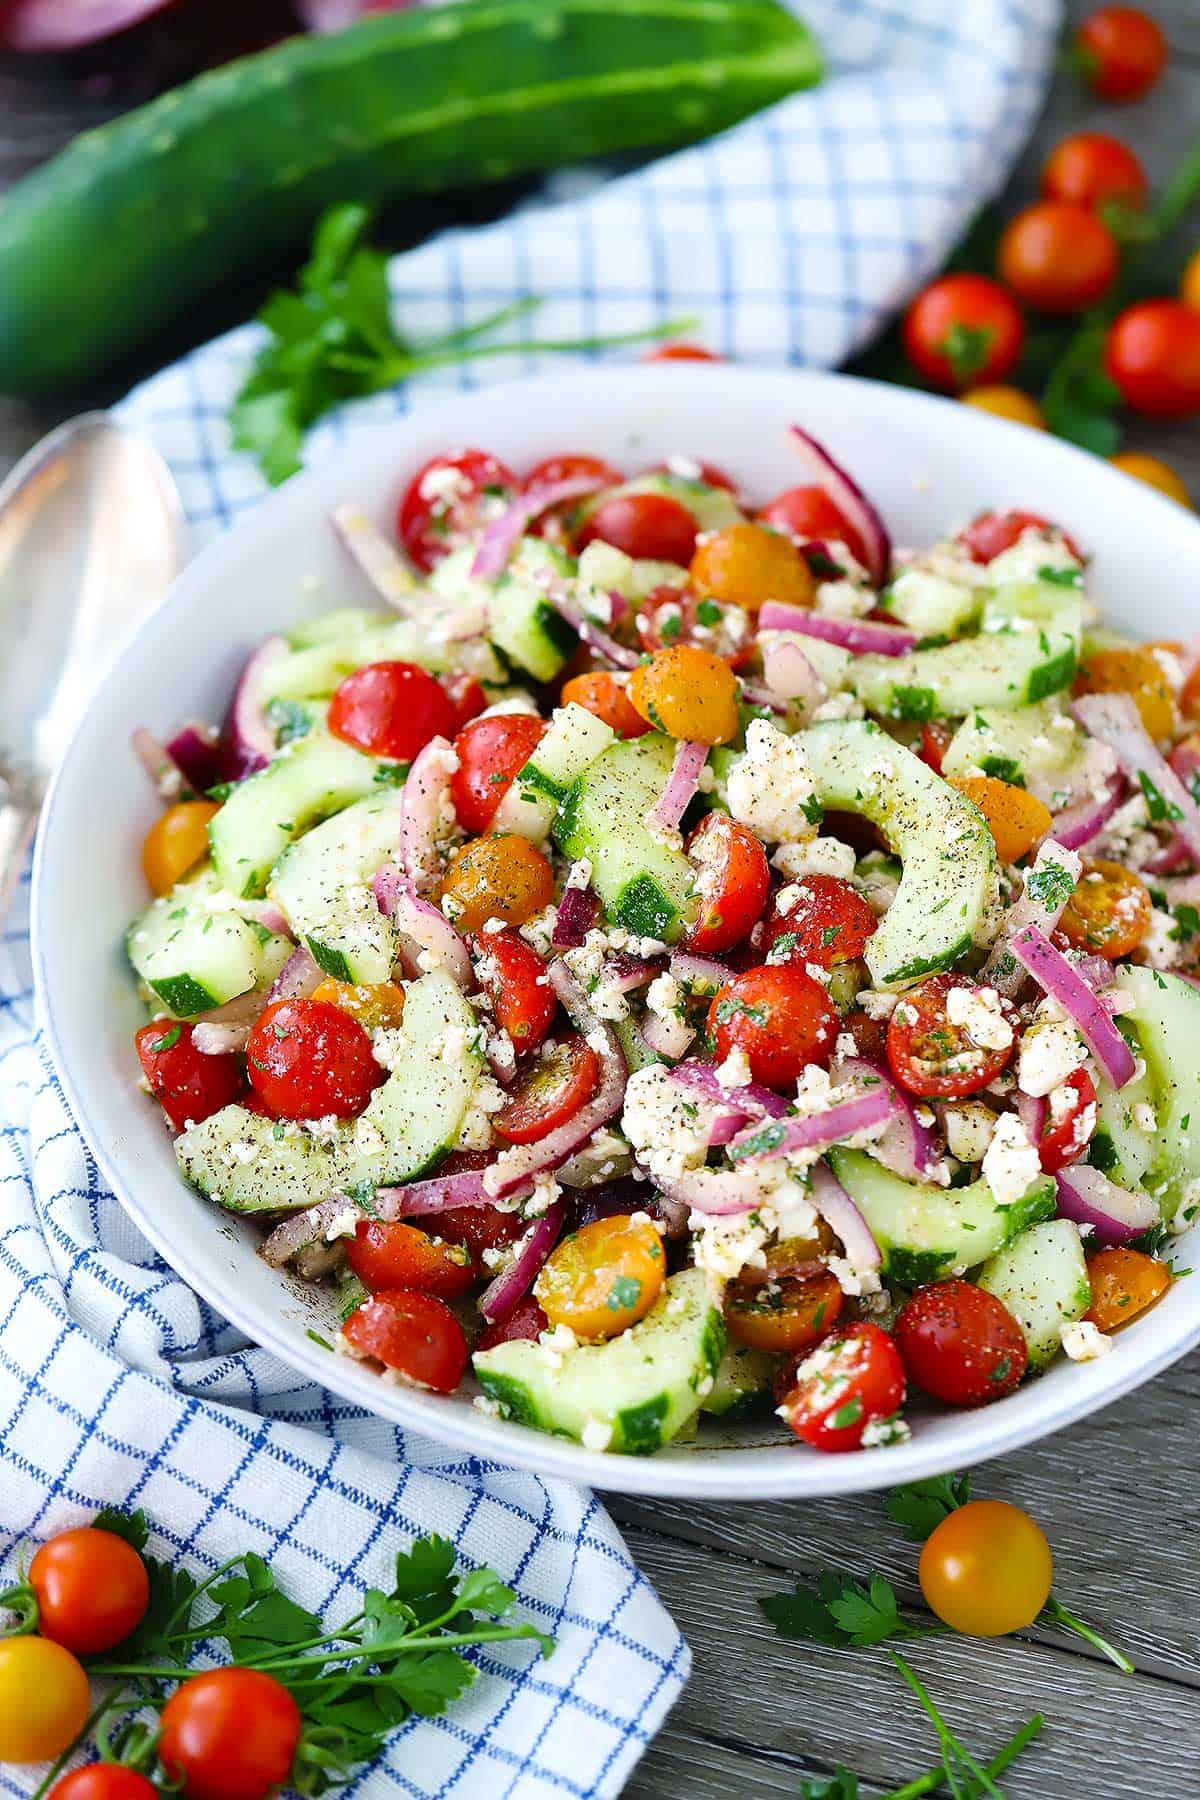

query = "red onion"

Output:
[[669, 1058, 788, 1119], [761, 637, 824, 714], [1168, 734, 1200, 795], [400, 735, 458, 892], [543, 589, 640, 669], [268, 946, 323, 1004], [728, 1089, 892, 1162], [1009, 923, 1136, 1089], [471, 476, 608, 581], [479, 1204, 566, 1324], [166, 723, 226, 796], [1016, 1090, 1047, 1147], [132, 727, 188, 800], [833, 1056, 942, 1182], [788, 425, 892, 584], [641, 1010, 695, 1062], [758, 602, 915, 657], [331, 502, 417, 612], [1075, 954, 1115, 994], [1141, 837, 1192, 876], [192, 1021, 251, 1056], [1055, 1167, 1158, 1246], [262, 1196, 361, 1268], [226, 636, 289, 777], [808, 1159, 881, 1272], [984, 839, 1082, 998], [600, 952, 660, 993], [1048, 777, 1125, 852], [374, 863, 472, 987], [552, 884, 601, 948], [669, 952, 731, 996], [298, 0, 413, 28], [654, 1165, 773, 1217], [196, 985, 275, 1028], [1074, 693, 1200, 867], [375, 1167, 531, 1219], [1, 0, 173, 49], [651, 741, 708, 833], [737, 682, 791, 716]]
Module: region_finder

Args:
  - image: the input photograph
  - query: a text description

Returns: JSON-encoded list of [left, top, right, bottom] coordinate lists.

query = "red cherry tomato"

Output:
[[328, 660, 456, 763], [524, 452, 623, 490], [1035, 1066, 1098, 1173], [636, 585, 753, 668], [957, 509, 1082, 564], [30, 1527, 149, 1655], [440, 671, 489, 732], [886, 974, 1015, 1100], [840, 1008, 889, 1064], [1076, 6, 1167, 101], [919, 720, 953, 774], [902, 274, 1025, 391], [346, 1220, 475, 1298], [341, 1289, 469, 1391], [1104, 300, 1200, 418], [760, 874, 878, 971], [576, 492, 699, 564], [494, 1034, 600, 1143], [708, 964, 838, 1090], [758, 485, 870, 569], [450, 712, 547, 836], [159, 1667, 301, 1800], [474, 926, 557, 1051], [397, 448, 516, 572], [685, 811, 771, 954], [895, 1279, 1028, 1405], [475, 1295, 549, 1351], [48, 1773, 159, 1800], [779, 1320, 907, 1452], [434, 1196, 530, 1272], [1041, 131, 1147, 211], [998, 201, 1118, 314], [135, 1022, 245, 1133], [645, 343, 722, 362], [246, 998, 382, 1121]]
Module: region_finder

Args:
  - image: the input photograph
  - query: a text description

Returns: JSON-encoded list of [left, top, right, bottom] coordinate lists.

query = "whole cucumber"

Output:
[[0, 0, 820, 397]]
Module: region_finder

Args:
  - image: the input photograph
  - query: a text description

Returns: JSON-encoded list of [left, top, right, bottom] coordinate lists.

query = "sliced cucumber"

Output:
[[1091, 1038, 1155, 1190], [800, 720, 999, 988], [209, 731, 386, 898], [1120, 966, 1200, 1222], [493, 701, 615, 841], [126, 867, 292, 1016], [575, 471, 744, 535], [827, 1147, 1057, 1286], [269, 791, 402, 983], [576, 540, 689, 604], [473, 1268, 725, 1454], [977, 1219, 1091, 1369], [287, 608, 391, 648], [267, 620, 452, 702], [487, 540, 579, 681], [941, 700, 1078, 791], [885, 568, 981, 639], [701, 1344, 778, 1418], [553, 734, 696, 941]]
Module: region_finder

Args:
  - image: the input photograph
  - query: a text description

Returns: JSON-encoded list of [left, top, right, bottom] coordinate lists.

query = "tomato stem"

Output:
[[0, 1580, 38, 1636], [90, 1621, 552, 1684], [28, 1690, 129, 1800], [1039, 1594, 1135, 1675], [886, 1651, 1004, 1800]]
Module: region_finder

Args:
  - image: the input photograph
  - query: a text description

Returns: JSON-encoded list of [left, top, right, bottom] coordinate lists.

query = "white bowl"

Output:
[[32, 364, 1200, 1499]]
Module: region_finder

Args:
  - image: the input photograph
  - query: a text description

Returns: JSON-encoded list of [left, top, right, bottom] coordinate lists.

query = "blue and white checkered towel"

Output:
[[2, 3, 1057, 1793]]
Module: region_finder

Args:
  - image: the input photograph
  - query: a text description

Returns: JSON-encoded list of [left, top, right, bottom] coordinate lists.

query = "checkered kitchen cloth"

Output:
[[1, 2, 1057, 1794]]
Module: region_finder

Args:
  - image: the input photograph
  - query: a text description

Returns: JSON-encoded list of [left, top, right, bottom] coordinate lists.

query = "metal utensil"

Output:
[[0, 413, 185, 921]]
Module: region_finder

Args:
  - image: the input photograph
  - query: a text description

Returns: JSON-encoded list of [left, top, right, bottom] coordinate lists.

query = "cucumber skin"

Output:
[[0, 0, 820, 396]]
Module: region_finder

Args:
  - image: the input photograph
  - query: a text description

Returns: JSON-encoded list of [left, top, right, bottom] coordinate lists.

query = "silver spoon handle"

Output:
[[0, 791, 37, 925]]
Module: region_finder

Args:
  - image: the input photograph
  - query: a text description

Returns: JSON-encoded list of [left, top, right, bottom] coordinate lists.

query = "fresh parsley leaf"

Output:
[[760, 1571, 919, 1649], [91, 1507, 149, 1551], [826, 1574, 905, 1647], [884, 1472, 972, 1542], [799, 1768, 860, 1799], [758, 1578, 850, 1647]]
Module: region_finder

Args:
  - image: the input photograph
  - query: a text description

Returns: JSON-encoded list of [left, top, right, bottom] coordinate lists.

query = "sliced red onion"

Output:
[[542, 588, 640, 669], [1168, 734, 1200, 796], [1141, 836, 1192, 876], [669, 952, 731, 996], [808, 1159, 881, 1272], [788, 425, 892, 584], [833, 1056, 942, 1182], [375, 1167, 530, 1218], [552, 884, 601, 948], [166, 723, 226, 795], [1055, 1166, 1158, 1246], [262, 1195, 361, 1268], [297, 0, 407, 28], [1009, 923, 1136, 1089], [192, 1021, 251, 1056], [984, 838, 1082, 998], [374, 863, 472, 987], [728, 1089, 892, 1162], [705, 1107, 753, 1148], [641, 1009, 695, 1062], [479, 1204, 566, 1324], [654, 1165, 773, 1217], [1048, 777, 1125, 852], [669, 1058, 788, 1118], [1075, 953, 1115, 994], [471, 476, 608, 581], [399, 735, 457, 893], [600, 952, 660, 993], [737, 681, 792, 716], [1, 0, 173, 50], [331, 502, 417, 612], [226, 636, 289, 777], [196, 985, 275, 1028], [652, 741, 708, 833], [1016, 1090, 1047, 1147], [1074, 693, 1200, 866], [761, 637, 824, 714], [268, 945, 323, 1004], [1157, 873, 1200, 909], [132, 727, 188, 800], [757, 602, 915, 657], [255, 902, 292, 939]]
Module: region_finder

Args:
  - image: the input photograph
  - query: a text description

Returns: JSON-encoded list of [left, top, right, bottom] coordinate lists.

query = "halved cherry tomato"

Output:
[[450, 712, 547, 836], [1085, 1244, 1172, 1329], [142, 799, 220, 896], [1075, 642, 1176, 740], [646, 455, 738, 492], [341, 1289, 469, 1392], [957, 509, 1081, 564], [1041, 131, 1147, 211], [1104, 300, 1200, 419], [685, 810, 771, 954], [886, 974, 1015, 1100], [948, 774, 1053, 865], [535, 1213, 665, 1340], [474, 926, 556, 1050], [919, 720, 953, 774], [759, 874, 878, 970], [0, 1637, 91, 1764], [310, 979, 406, 1031], [902, 273, 1025, 390], [689, 522, 815, 613], [1076, 6, 1167, 101], [576, 492, 699, 563], [645, 343, 722, 362], [560, 670, 650, 738], [1109, 451, 1192, 507], [159, 1667, 302, 1800], [998, 202, 1118, 314], [328, 660, 456, 763], [524, 452, 623, 490], [135, 1021, 245, 1132], [627, 643, 740, 743], [779, 1320, 906, 1453], [708, 964, 839, 1090], [758, 485, 870, 569], [636, 585, 753, 667], [840, 1008, 889, 1064], [895, 1280, 1028, 1405], [30, 1526, 149, 1655], [440, 670, 489, 732], [920, 1501, 1052, 1635], [435, 1190, 530, 1273], [726, 1268, 843, 1354], [397, 448, 516, 572], [494, 1034, 600, 1143], [437, 833, 555, 934], [1058, 859, 1152, 957], [346, 1220, 475, 1299], [1037, 1066, 1098, 1173], [49, 1770, 160, 1800], [475, 1295, 549, 1351], [245, 998, 383, 1121]]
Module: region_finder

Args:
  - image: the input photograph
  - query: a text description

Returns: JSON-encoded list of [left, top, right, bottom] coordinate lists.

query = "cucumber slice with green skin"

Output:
[[126, 868, 292, 1016], [576, 541, 689, 604], [977, 1219, 1091, 1370], [1119, 967, 1200, 1223], [178, 970, 482, 1212], [800, 720, 999, 988], [267, 621, 453, 702], [941, 700, 1079, 792], [1091, 1041, 1155, 1190], [827, 1148, 1057, 1286], [473, 1268, 725, 1454], [884, 569, 981, 640], [0, 0, 819, 396], [573, 471, 745, 535], [432, 537, 579, 682], [701, 1344, 778, 1418], [553, 734, 697, 942], [209, 732, 387, 898], [287, 609, 393, 649], [493, 702, 615, 840], [269, 791, 403, 984]]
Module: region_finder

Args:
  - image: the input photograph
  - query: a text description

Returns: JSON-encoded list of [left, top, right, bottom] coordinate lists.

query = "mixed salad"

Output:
[[127, 430, 1196, 1456]]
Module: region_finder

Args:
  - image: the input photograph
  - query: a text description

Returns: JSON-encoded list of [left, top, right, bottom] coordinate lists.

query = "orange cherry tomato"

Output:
[[645, 343, 722, 362], [960, 386, 1046, 429], [436, 834, 555, 934], [1059, 859, 1152, 958], [757, 485, 871, 569], [886, 973, 1015, 1100], [1074, 642, 1176, 741], [1109, 451, 1191, 507], [561, 670, 650, 738], [30, 1526, 149, 1655], [142, 799, 220, 896], [310, 978, 407, 1030], [341, 1289, 469, 1391], [759, 874, 879, 970], [685, 810, 771, 954], [158, 1667, 302, 1800], [346, 1220, 475, 1299], [1104, 300, 1200, 418], [919, 1501, 1052, 1636], [627, 644, 740, 744], [688, 521, 815, 613], [998, 202, 1118, 314], [1041, 131, 1147, 210], [1085, 1245, 1172, 1330], [0, 1637, 91, 1764], [725, 1269, 843, 1354], [1182, 248, 1200, 313], [535, 1213, 665, 1340], [708, 964, 839, 1090], [902, 274, 1024, 391], [948, 775, 1052, 865], [1076, 6, 1167, 102], [494, 1034, 599, 1144]]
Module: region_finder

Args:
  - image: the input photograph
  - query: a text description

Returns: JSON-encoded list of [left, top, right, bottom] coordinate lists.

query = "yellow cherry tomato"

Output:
[[1181, 248, 1200, 312], [948, 775, 1053, 865], [1060, 858, 1152, 959], [960, 385, 1047, 429], [1109, 451, 1192, 509], [688, 521, 815, 612], [310, 978, 407, 1030], [1074, 643, 1176, 743], [535, 1214, 665, 1341], [1085, 1245, 1172, 1330], [919, 1500, 1053, 1637], [0, 1637, 91, 1763], [627, 644, 740, 744], [141, 800, 220, 896], [436, 834, 555, 935]]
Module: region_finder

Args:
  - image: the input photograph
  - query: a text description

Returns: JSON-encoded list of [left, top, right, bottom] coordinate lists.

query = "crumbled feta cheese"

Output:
[[1017, 1001, 1087, 1097], [300, 1114, 342, 1149], [621, 1064, 712, 1181], [811, 691, 864, 723], [690, 1213, 770, 1285], [860, 1412, 912, 1449], [986, 528, 1079, 585], [715, 1046, 754, 1091], [946, 984, 1014, 1053], [815, 578, 874, 620], [419, 462, 471, 506], [1133, 1101, 1158, 1134], [535, 1323, 579, 1369], [772, 836, 858, 883], [826, 1253, 882, 1299], [855, 856, 900, 917], [1135, 907, 1183, 971], [352, 1115, 386, 1159], [524, 1172, 562, 1218], [982, 1111, 1042, 1206], [646, 971, 684, 1024], [857, 989, 898, 1020], [942, 1101, 997, 1164], [725, 718, 818, 845], [580, 1415, 614, 1452], [1060, 1319, 1113, 1362], [565, 858, 593, 890]]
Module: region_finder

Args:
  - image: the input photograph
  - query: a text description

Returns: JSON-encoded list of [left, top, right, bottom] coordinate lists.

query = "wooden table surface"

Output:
[[3, 7, 1198, 1795]]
